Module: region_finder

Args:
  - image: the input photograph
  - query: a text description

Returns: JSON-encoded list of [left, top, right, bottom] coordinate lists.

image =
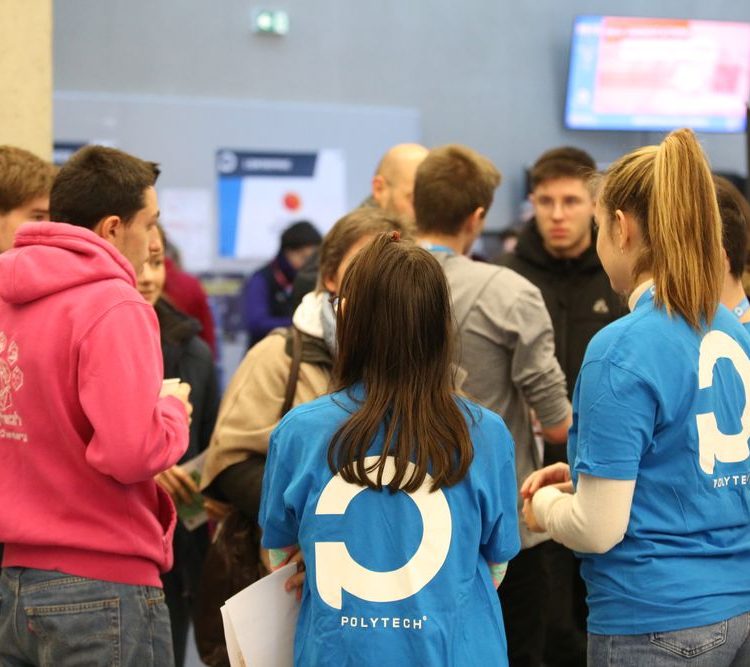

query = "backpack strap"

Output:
[[280, 326, 303, 418]]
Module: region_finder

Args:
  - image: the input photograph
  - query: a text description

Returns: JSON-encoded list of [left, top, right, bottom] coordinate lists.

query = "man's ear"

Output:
[[92, 215, 123, 244], [465, 207, 486, 236], [371, 175, 387, 206]]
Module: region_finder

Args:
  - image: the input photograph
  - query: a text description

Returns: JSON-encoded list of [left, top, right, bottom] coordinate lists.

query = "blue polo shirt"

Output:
[[569, 289, 750, 634], [260, 387, 520, 666]]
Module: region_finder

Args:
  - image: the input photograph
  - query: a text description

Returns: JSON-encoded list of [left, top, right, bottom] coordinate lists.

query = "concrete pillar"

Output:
[[0, 0, 53, 159]]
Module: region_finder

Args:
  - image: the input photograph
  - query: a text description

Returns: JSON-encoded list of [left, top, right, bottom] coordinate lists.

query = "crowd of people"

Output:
[[0, 130, 749, 666]]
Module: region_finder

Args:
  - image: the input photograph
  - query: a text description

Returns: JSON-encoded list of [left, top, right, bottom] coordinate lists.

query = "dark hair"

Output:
[[50, 145, 160, 230], [317, 207, 413, 291], [414, 144, 501, 236], [280, 220, 322, 250], [529, 146, 596, 192], [0, 146, 56, 213], [714, 175, 750, 279], [328, 232, 473, 492]]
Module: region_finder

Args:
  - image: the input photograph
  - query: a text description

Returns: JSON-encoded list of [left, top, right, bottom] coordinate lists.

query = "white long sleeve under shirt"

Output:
[[532, 474, 636, 554]]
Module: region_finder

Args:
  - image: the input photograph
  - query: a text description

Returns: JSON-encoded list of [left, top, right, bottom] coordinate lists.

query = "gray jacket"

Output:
[[433, 251, 570, 549]]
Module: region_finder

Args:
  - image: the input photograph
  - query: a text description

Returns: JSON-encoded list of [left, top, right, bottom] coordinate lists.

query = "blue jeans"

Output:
[[0, 567, 174, 666], [588, 612, 750, 666]]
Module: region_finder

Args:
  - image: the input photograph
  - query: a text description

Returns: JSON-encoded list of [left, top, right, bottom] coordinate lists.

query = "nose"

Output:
[[551, 201, 565, 220], [139, 264, 153, 284]]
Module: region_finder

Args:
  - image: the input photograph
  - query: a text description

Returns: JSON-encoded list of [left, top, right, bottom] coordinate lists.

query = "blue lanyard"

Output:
[[734, 296, 750, 319], [422, 243, 455, 255]]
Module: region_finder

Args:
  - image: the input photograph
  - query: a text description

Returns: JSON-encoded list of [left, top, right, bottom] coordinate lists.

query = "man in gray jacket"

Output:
[[414, 144, 572, 667]]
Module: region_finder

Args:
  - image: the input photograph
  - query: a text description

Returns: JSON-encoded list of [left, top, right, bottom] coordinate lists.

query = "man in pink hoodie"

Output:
[[0, 146, 192, 666]]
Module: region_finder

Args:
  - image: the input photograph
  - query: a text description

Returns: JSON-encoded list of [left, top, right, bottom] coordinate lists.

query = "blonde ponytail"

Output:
[[599, 128, 723, 329], [648, 129, 723, 329]]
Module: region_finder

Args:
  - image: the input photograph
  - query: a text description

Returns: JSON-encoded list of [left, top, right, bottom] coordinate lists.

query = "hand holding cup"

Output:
[[160, 378, 193, 422]]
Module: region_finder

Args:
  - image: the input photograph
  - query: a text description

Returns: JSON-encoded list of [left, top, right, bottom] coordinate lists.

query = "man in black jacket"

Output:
[[498, 147, 626, 667]]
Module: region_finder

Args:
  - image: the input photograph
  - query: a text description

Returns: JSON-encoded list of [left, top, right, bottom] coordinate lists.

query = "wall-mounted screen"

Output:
[[565, 16, 750, 133]]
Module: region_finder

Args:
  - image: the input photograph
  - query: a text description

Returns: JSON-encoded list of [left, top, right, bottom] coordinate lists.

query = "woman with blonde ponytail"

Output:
[[522, 129, 750, 666]]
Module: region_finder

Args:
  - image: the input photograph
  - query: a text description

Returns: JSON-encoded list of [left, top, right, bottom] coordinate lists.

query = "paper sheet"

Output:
[[221, 562, 300, 666], [221, 604, 246, 667]]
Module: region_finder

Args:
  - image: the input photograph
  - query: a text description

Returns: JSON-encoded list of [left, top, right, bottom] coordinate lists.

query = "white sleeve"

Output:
[[531, 474, 635, 554]]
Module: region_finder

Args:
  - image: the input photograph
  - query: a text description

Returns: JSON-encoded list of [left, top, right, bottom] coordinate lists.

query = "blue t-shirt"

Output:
[[568, 288, 750, 635], [260, 387, 520, 666]]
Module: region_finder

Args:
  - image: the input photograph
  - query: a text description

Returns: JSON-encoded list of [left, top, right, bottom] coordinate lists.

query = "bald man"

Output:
[[367, 143, 429, 221], [290, 142, 428, 307]]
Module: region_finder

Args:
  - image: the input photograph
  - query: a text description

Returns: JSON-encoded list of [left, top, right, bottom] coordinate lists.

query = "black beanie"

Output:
[[281, 220, 322, 250]]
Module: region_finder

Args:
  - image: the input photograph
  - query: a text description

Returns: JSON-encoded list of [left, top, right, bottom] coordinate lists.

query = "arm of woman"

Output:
[[529, 473, 635, 554], [200, 333, 291, 490]]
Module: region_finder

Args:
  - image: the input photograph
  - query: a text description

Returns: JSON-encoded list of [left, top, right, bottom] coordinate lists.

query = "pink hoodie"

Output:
[[0, 222, 189, 587]]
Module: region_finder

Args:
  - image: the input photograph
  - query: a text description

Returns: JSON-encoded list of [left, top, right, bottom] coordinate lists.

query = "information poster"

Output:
[[216, 149, 347, 260]]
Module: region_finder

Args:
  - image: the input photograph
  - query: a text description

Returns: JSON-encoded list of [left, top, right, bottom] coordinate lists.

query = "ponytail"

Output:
[[600, 128, 723, 329]]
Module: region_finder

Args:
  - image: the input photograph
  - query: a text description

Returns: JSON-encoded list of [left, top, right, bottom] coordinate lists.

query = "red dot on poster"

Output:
[[284, 192, 301, 211]]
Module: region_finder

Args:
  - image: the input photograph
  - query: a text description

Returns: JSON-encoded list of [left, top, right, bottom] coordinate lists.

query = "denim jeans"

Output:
[[0, 567, 174, 666], [588, 612, 750, 666]]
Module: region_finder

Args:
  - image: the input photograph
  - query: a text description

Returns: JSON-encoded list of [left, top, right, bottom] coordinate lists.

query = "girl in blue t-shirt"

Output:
[[522, 128, 750, 666], [260, 233, 520, 666]]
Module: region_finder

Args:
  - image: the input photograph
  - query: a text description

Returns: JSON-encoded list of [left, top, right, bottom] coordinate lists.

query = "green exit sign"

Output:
[[252, 9, 289, 35]]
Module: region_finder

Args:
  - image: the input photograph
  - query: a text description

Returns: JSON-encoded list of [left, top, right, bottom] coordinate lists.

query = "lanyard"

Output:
[[734, 296, 750, 320], [422, 243, 456, 255]]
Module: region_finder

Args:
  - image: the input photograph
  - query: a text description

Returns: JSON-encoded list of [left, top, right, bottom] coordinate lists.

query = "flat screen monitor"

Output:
[[564, 15, 750, 133]]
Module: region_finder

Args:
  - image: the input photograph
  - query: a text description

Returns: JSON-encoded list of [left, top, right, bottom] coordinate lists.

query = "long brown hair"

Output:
[[597, 128, 723, 330], [327, 233, 473, 492]]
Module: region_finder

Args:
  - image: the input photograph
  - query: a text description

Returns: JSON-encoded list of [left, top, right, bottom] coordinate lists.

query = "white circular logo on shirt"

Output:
[[696, 330, 750, 474], [314, 456, 452, 610]]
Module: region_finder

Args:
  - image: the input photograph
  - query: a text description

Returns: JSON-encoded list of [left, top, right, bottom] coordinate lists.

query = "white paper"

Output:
[[221, 604, 246, 667], [221, 562, 300, 666], [159, 187, 214, 272]]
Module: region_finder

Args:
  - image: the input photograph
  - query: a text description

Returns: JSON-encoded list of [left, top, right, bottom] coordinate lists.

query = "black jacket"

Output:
[[156, 298, 220, 462], [498, 220, 627, 400], [155, 299, 220, 610]]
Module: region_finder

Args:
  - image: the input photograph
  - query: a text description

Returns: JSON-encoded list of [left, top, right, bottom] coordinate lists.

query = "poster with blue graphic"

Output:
[[217, 149, 347, 260]]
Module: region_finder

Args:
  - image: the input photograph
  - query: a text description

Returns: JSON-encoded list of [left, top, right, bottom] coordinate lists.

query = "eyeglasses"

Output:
[[328, 295, 340, 312], [533, 195, 587, 213]]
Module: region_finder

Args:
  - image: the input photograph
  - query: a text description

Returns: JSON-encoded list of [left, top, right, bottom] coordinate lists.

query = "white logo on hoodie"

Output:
[[0, 332, 23, 412], [592, 298, 610, 315]]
